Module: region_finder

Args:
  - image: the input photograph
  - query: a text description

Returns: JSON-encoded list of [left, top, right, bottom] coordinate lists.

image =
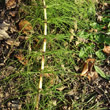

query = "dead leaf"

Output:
[[80, 62, 88, 76], [6, 0, 16, 9], [0, 21, 10, 31], [102, 26, 108, 30], [86, 58, 95, 71], [15, 53, 28, 65], [80, 58, 96, 81], [6, 39, 20, 46], [103, 46, 110, 55], [0, 21, 10, 40], [56, 86, 67, 91], [19, 20, 33, 35], [81, 58, 95, 76], [97, 15, 103, 22], [0, 29, 10, 40]]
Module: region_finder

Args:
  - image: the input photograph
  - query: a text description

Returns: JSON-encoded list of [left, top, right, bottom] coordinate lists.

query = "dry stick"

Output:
[[36, 0, 47, 109]]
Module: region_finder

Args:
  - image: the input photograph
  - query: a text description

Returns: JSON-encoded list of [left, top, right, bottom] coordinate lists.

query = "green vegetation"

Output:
[[1, 0, 110, 109]]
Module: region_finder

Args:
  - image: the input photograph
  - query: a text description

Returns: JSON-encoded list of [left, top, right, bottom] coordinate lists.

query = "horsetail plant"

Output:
[[36, 0, 47, 109]]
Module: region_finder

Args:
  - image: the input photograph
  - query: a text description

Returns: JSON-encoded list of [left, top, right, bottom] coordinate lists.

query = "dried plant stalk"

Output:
[[36, 0, 47, 109]]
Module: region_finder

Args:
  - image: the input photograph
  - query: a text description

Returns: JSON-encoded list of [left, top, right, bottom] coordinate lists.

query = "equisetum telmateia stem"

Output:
[[36, 0, 47, 109]]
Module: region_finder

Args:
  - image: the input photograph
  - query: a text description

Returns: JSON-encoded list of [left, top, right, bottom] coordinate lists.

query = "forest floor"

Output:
[[0, 0, 110, 110]]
